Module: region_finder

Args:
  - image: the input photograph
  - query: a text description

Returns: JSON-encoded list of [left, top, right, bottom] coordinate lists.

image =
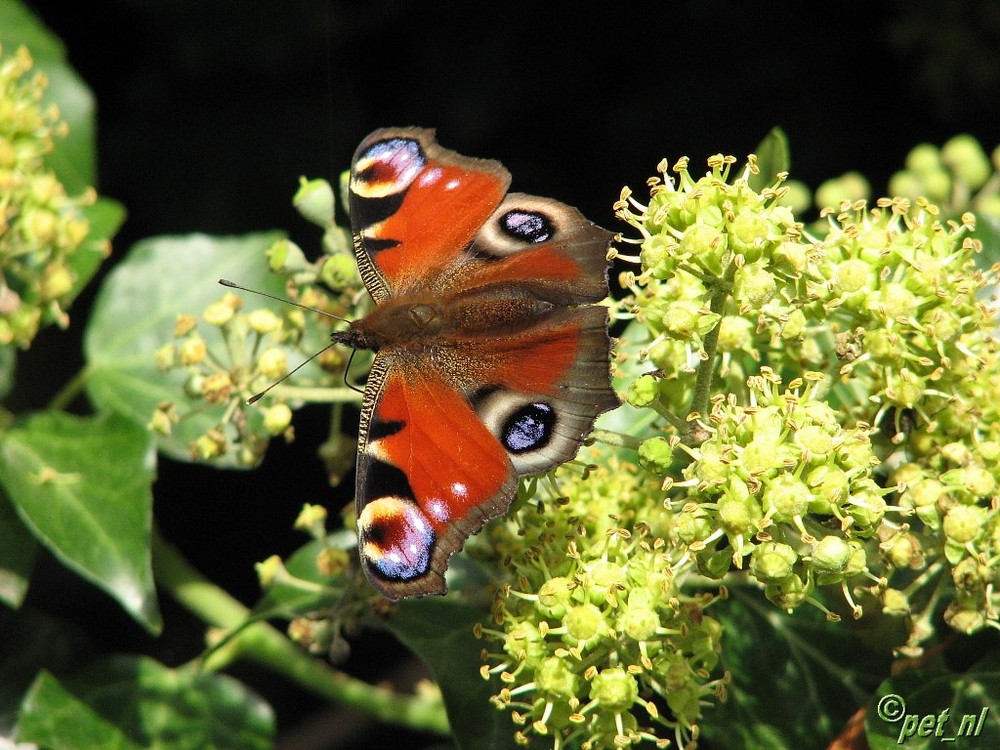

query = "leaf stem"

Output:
[[47, 366, 91, 412], [151, 529, 450, 735]]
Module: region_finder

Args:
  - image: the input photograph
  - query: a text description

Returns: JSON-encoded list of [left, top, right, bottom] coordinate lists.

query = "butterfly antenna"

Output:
[[247, 342, 339, 404], [218, 278, 349, 323]]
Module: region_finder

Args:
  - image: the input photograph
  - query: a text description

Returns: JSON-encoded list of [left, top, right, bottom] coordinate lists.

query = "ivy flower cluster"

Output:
[[888, 134, 1000, 220], [615, 149, 1000, 650], [478, 449, 728, 750], [0, 45, 95, 348], [650, 368, 893, 617], [150, 178, 357, 466]]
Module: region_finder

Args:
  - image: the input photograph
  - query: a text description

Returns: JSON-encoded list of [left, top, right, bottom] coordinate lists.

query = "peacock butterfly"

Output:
[[335, 128, 618, 599]]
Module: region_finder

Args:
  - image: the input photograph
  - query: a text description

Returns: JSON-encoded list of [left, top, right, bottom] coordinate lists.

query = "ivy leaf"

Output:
[[701, 588, 890, 749], [0, 489, 38, 608], [84, 232, 290, 467], [866, 651, 1000, 749], [749, 126, 791, 193], [389, 598, 515, 750], [0, 412, 160, 632], [0, 0, 96, 193], [18, 656, 274, 750], [17, 671, 142, 750], [67, 197, 127, 304], [0, 607, 92, 731]]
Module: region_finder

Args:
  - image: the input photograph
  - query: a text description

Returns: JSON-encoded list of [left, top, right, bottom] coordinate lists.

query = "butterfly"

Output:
[[334, 128, 618, 599]]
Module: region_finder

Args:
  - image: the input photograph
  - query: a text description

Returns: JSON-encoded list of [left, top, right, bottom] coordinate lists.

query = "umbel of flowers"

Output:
[[0, 45, 94, 348], [614, 149, 1000, 656], [478, 448, 728, 750]]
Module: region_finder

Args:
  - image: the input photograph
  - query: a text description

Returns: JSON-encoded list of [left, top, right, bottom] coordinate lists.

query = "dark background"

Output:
[[12, 1, 1000, 748]]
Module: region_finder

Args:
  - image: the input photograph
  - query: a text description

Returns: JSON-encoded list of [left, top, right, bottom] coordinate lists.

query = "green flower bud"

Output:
[[537, 576, 574, 619], [202, 372, 233, 404], [844, 541, 868, 577], [882, 588, 911, 617], [885, 533, 923, 569], [264, 403, 293, 435], [192, 430, 226, 460], [693, 441, 729, 483], [266, 239, 308, 272], [741, 437, 781, 476], [729, 210, 774, 262], [805, 464, 849, 512], [942, 505, 985, 544], [674, 510, 714, 544], [626, 374, 660, 408], [764, 573, 809, 610], [203, 300, 235, 327], [944, 602, 985, 634], [503, 621, 545, 664], [733, 262, 777, 308], [833, 258, 873, 294], [618, 602, 660, 641], [637, 436, 673, 475], [584, 560, 625, 605], [680, 223, 727, 276], [810, 535, 851, 576], [258, 347, 288, 380], [663, 299, 703, 339], [888, 170, 923, 199], [905, 143, 942, 174], [563, 603, 605, 645], [247, 308, 281, 334], [941, 134, 991, 189], [749, 542, 798, 582], [761, 473, 811, 522], [718, 492, 763, 537], [293, 177, 336, 227], [795, 424, 833, 456], [717, 315, 754, 352], [780, 308, 807, 340], [535, 656, 579, 700], [320, 252, 360, 290], [588, 667, 638, 711], [154, 342, 177, 371], [179, 336, 207, 366]]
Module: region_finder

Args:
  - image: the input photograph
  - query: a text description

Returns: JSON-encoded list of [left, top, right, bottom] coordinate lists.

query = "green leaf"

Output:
[[252, 531, 353, 620], [67, 197, 128, 304], [0, 607, 92, 731], [0, 0, 96, 193], [701, 588, 890, 749], [749, 126, 791, 193], [51, 655, 275, 750], [0, 412, 160, 632], [84, 232, 288, 467], [972, 212, 1000, 269], [389, 598, 516, 750], [0, 489, 37, 608], [17, 671, 143, 750], [866, 652, 1000, 750]]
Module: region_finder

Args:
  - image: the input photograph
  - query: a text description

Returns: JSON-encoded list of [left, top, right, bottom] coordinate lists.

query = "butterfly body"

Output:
[[344, 128, 617, 599]]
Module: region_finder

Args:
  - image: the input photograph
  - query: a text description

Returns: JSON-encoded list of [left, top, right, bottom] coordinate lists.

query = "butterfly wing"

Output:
[[354, 358, 517, 599], [348, 129, 618, 599], [349, 128, 510, 302]]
